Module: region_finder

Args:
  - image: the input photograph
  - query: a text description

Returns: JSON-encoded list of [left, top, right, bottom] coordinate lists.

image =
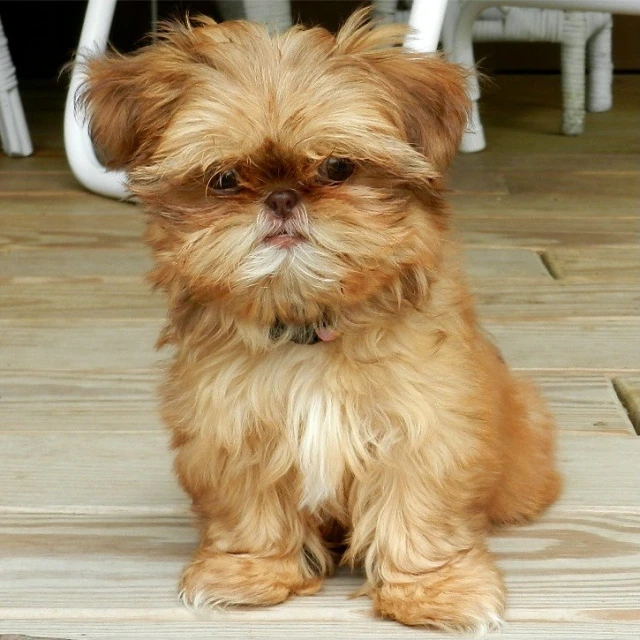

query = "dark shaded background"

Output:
[[1, 0, 639, 82]]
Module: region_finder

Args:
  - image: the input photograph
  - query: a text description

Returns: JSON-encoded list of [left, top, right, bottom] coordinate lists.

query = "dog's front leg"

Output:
[[174, 434, 331, 609], [347, 444, 506, 634]]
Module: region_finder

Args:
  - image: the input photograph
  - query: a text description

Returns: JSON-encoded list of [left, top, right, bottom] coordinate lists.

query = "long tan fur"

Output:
[[80, 9, 561, 634]]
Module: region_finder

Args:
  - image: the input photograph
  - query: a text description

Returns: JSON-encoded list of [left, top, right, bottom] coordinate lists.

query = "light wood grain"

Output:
[[463, 247, 551, 280], [531, 374, 635, 435], [0, 512, 637, 625], [3, 622, 639, 640], [0, 433, 636, 513], [0, 248, 151, 280], [485, 318, 640, 371], [457, 217, 640, 249], [544, 246, 640, 282], [0, 280, 163, 319], [452, 193, 640, 218], [475, 282, 640, 319], [0, 154, 70, 172], [0, 208, 142, 249], [0, 320, 162, 371], [613, 376, 640, 433], [452, 151, 639, 173], [0, 195, 136, 220], [503, 171, 639, 199], [0, 172, 87, 195]]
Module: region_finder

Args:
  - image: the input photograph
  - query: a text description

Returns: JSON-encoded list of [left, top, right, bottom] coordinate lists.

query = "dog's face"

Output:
[[81, 11, 468, 330]]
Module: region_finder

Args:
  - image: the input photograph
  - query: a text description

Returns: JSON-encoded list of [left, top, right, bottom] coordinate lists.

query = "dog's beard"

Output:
[[173, 207, 344, 326], [235, 209, 340, 290]]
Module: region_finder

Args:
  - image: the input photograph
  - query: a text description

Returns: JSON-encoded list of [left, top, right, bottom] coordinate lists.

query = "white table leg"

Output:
[[63, 0, 129, 199]]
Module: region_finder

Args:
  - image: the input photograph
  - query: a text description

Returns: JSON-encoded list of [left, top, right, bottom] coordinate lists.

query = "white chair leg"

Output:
[[0, 18, 33, 156], [587, 16, 613, 112], [440, 0, 463, 55], [63, 0, 129, 199], [561, 11, 587, 135], [451, 1, 497, 152], [406, 0, 450, 53], [242, 0, 292, 31]]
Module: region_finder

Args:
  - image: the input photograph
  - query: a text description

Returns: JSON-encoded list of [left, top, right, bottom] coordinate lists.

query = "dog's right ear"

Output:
[[77, 48, 188, 170]]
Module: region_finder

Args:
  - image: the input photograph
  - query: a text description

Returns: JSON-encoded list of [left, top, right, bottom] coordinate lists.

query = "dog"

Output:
[[80, 9, 561, 633]]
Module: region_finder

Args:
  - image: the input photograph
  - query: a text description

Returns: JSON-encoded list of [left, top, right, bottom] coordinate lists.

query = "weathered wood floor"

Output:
[[0, 75, 638, 639]]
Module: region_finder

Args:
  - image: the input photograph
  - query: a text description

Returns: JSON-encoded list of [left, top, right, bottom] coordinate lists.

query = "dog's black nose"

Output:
[[265, 189, 299, 219]]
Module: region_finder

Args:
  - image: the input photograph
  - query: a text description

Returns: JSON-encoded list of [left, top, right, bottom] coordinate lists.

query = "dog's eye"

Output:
[[209, 169, 240, 192], [319, 157, 355, 183]]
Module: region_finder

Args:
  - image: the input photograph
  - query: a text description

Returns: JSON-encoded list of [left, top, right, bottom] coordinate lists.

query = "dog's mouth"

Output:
[[264, 230, 305, 248]]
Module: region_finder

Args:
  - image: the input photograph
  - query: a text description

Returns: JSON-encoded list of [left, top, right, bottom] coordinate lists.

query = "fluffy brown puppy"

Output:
[[80, 9, 561, 634]]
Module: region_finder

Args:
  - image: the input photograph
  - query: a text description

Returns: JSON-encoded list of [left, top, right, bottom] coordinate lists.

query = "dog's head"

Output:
[[80, 10, 468, 333]]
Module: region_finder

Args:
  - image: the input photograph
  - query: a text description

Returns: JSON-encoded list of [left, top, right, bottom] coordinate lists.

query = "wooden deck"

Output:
[[0, 75, 638, 639]]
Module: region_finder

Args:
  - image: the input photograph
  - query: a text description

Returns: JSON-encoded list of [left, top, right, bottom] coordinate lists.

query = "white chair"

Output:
[[0, 16, 32, 157], [407, 0, 640, 152], [381, 1, 613, 143]]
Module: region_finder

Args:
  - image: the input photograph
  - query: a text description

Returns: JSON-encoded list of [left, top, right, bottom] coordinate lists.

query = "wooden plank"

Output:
[[449, 165, 638, 202], [504, 171, 640, 199], [613, 376, 640, 433], [0, 248, 151, 280], [0, 433, 637, 513], [530, 374, 635, 435], [452, 152, 639, 173], [463, 247, 551, 280], [0, 371, 161, 433], [0, 207, 142, 249], [0, 511, 637, 625], [0, 371, 154, 401], [451, 193, 640, 219], [474, 282, 640, 319], [486, 318, 640, 371], [0, 195, 136, 218], [457, 217, 639, 248], [0, 280, 163, 319], [448, 165, 508, 195], [0, 371, 160, 432], [0, 433, 184, 513], [0, 172, 86, 195], [0, 320, 161, 371], [544, 247, 640, 282], [0, 154, 69, 172], [3, 622, 639, 640]]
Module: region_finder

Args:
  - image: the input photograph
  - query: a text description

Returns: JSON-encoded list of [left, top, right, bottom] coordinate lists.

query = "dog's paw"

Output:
[[371, 547, 506, 635], [179, 551, 323, 609]]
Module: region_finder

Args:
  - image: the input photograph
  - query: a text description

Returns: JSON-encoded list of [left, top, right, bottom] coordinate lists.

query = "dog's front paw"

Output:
[[371, 546, 505, 635], [179, 551, 323, 609]]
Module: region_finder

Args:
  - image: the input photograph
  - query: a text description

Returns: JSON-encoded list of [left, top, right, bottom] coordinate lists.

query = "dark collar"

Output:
[[269, 320, 321, 345]]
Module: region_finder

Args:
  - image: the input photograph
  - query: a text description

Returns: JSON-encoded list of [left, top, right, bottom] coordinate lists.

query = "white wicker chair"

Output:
[[0, 16, 32, 157], [376, 1, 613, 139]]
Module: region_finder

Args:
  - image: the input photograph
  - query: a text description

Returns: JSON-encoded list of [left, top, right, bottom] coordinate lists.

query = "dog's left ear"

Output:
[[336, 10, 470, 171], [370, 52, 470, 171]]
